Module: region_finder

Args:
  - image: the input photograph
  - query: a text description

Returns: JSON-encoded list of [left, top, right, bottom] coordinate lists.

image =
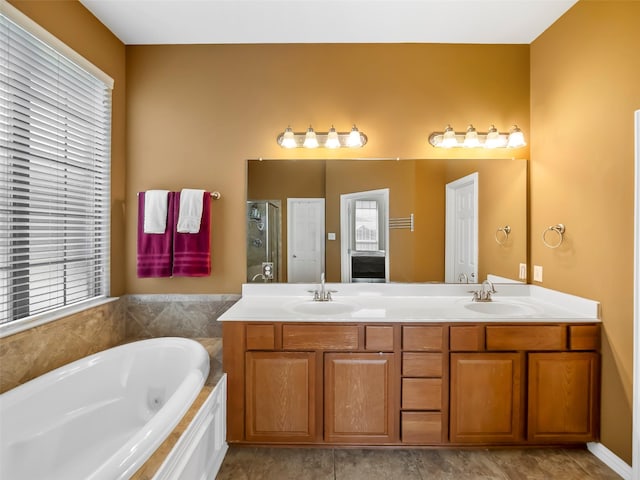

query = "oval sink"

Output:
[[289, 301, 356, 316], [463, 301, 537, 316]]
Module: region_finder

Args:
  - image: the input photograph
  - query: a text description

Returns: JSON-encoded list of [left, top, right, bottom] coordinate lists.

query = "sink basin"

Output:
[[463, 301, 537, 316], [289, 301, 356, 316]]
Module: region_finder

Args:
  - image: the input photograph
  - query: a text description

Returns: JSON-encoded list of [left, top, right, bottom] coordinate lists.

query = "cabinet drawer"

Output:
[[365, 325, 394, 351], [569, 325, 600, 351], [402, 353, 443, 377], [246, 324, 275, 350], [402, 326, 444, 351], [401, 412, 442, 443], [402, 378, 442, 410], [450, 326, 483, 351], [282, 325, 359, 350], [486, 325, 566, 351]]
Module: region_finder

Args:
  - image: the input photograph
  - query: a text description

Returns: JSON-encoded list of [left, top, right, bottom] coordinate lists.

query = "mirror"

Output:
[[247, 158, 527, 284]]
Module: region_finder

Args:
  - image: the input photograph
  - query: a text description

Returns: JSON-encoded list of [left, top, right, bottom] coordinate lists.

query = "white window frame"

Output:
[[1, 3, 114, 337]]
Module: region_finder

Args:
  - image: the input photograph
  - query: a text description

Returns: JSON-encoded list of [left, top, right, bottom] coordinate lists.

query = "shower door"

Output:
[[246, 201, 281, 282]]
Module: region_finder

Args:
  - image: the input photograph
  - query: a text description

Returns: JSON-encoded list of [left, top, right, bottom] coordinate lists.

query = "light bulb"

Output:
[[484, 125, 501, 148], [346, 125, 363, 147], [280, 126, 296, 148], [325, 126, 340, 148], [441, 125, 458, 148], [463, 124, 480, 148], [507, 125, 526, 148], [303, 126, 319, 148]]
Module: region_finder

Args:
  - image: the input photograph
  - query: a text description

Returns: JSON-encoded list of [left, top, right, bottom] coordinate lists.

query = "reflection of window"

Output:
[[354, 200, 379, 251], [0, 12, 112, 325]]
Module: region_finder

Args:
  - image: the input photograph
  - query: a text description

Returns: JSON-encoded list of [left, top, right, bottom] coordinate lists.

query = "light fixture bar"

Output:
[[429, 124, 526, 149], [277, 125, 368, 148]]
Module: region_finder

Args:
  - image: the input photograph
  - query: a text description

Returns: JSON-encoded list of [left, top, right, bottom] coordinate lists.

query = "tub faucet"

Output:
[[470, 279, 496, 302], [458, 273, 469, 284], [310, 273, 337, 301]]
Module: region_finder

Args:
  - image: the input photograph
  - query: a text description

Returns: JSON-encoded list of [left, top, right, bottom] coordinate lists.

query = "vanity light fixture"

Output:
[[428, 124, 527, 149], [277, 124, 368, 148]]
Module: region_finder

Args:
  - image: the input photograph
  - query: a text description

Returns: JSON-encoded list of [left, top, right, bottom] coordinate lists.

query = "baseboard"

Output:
[[587, 442, 632, 480]]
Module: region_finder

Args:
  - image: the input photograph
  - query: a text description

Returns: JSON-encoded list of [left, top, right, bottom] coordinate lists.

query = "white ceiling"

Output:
[[79, 0, 578, 45]]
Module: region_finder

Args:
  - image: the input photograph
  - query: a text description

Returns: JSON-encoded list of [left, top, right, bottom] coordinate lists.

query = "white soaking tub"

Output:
[[0, 337, 210, 480]]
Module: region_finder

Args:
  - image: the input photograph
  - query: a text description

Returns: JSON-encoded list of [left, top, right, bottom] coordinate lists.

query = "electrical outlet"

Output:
[[518, 263, 527, 280], [533, 265, 543, 282], [262, 262, 274, 279]]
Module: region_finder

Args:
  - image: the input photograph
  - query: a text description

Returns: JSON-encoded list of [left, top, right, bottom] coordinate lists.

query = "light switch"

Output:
[[533, 265, 543, 282], [518, 263, 527, 280], [327, 232, 336, 241]]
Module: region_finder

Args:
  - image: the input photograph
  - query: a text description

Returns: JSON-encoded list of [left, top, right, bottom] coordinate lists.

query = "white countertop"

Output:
[[218, 283, 600, 323]]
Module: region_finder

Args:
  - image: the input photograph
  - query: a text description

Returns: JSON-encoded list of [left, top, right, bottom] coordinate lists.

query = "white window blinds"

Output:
[[0, 11, 112, 325]]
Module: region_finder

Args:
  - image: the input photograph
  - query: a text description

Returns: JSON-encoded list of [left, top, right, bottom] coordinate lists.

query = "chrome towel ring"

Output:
[[542, 223, 565, 249], [495, 225, 511, 245]]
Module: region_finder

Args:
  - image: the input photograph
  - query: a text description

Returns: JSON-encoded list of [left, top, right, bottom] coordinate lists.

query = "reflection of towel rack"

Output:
[[495, 225, 511, 245], [389, 214, 414, 232]]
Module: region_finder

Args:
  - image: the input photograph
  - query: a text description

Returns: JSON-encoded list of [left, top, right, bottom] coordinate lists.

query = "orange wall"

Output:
[[126, 43, 530, 293], [7, 0, 127, 296], [531, 0, 640, 463]]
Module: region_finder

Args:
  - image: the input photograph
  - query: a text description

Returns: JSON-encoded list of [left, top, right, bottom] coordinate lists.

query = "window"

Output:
[[0, 10, 113, 326], [354, 200, 379, 251]]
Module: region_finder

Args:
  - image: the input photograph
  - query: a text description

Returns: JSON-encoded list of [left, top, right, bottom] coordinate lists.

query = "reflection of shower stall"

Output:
[[246, 201, 281, 282]]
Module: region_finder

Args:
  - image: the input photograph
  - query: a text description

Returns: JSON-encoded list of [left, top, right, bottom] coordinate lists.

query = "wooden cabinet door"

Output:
[[324, 353, 396, 443], [245, 351, 316, 442], [528, 352, 599, 442], [450, 353, 524, 443]]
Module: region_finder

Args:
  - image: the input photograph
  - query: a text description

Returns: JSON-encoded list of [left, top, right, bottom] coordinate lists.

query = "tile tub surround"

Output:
[[125, 294, 240, 340], [216, 447, 622, 480], [0, 294, 238, 394], [0, 299, 125, 393]]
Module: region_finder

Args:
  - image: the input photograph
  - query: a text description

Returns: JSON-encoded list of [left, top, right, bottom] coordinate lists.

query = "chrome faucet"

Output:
[[251, 273, 268, 283], [310, 273, 337, 301], [458, 273, 469, 284], [470, 279, 496, 302]]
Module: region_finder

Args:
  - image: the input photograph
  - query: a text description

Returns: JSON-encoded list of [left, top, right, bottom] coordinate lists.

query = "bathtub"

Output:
[[0, 337, 210, 480]]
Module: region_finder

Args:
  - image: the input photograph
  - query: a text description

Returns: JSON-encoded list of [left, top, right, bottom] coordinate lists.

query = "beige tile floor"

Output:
[[216, 447, 622, 480]]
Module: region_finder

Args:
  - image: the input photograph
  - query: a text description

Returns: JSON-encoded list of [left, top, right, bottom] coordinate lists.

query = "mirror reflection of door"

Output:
[[287, 198, 325, 283], [340, 189, 389, 283], [445, 173, 478, 284]]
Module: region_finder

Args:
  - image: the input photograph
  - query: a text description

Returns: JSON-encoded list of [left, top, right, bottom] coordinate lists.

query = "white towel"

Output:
[[143, 190, 170, 234], [177, 189, 206, 233]]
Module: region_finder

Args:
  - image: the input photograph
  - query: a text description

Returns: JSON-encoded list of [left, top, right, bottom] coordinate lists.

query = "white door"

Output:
[[287, 198, 325, 283], [445, 173, 478, 284], [340, 189, 389, 282]]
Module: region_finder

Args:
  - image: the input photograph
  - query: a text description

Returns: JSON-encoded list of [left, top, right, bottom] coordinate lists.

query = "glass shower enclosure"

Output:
[[246, 200, 281, 282]]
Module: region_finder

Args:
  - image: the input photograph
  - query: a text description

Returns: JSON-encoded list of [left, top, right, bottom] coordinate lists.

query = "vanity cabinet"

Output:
[[527, 352, 599, 442], [450, 352, 524, 443], [448, 324, 600, 444], [245, 351, 316, 442], [223, 321, 600, 447], [324, 353, 396, 443]]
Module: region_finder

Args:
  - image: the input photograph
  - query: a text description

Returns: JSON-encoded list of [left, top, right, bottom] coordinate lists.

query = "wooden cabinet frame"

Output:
[[223, 320, 600, 447]]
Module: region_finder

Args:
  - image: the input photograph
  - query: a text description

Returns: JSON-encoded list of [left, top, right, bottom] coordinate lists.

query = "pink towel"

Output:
[[172, 191, 211, 277], [137, 191, 175, 278]]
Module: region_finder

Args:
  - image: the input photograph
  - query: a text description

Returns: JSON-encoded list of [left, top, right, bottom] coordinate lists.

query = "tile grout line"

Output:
[[333, 448, 337, 480]]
